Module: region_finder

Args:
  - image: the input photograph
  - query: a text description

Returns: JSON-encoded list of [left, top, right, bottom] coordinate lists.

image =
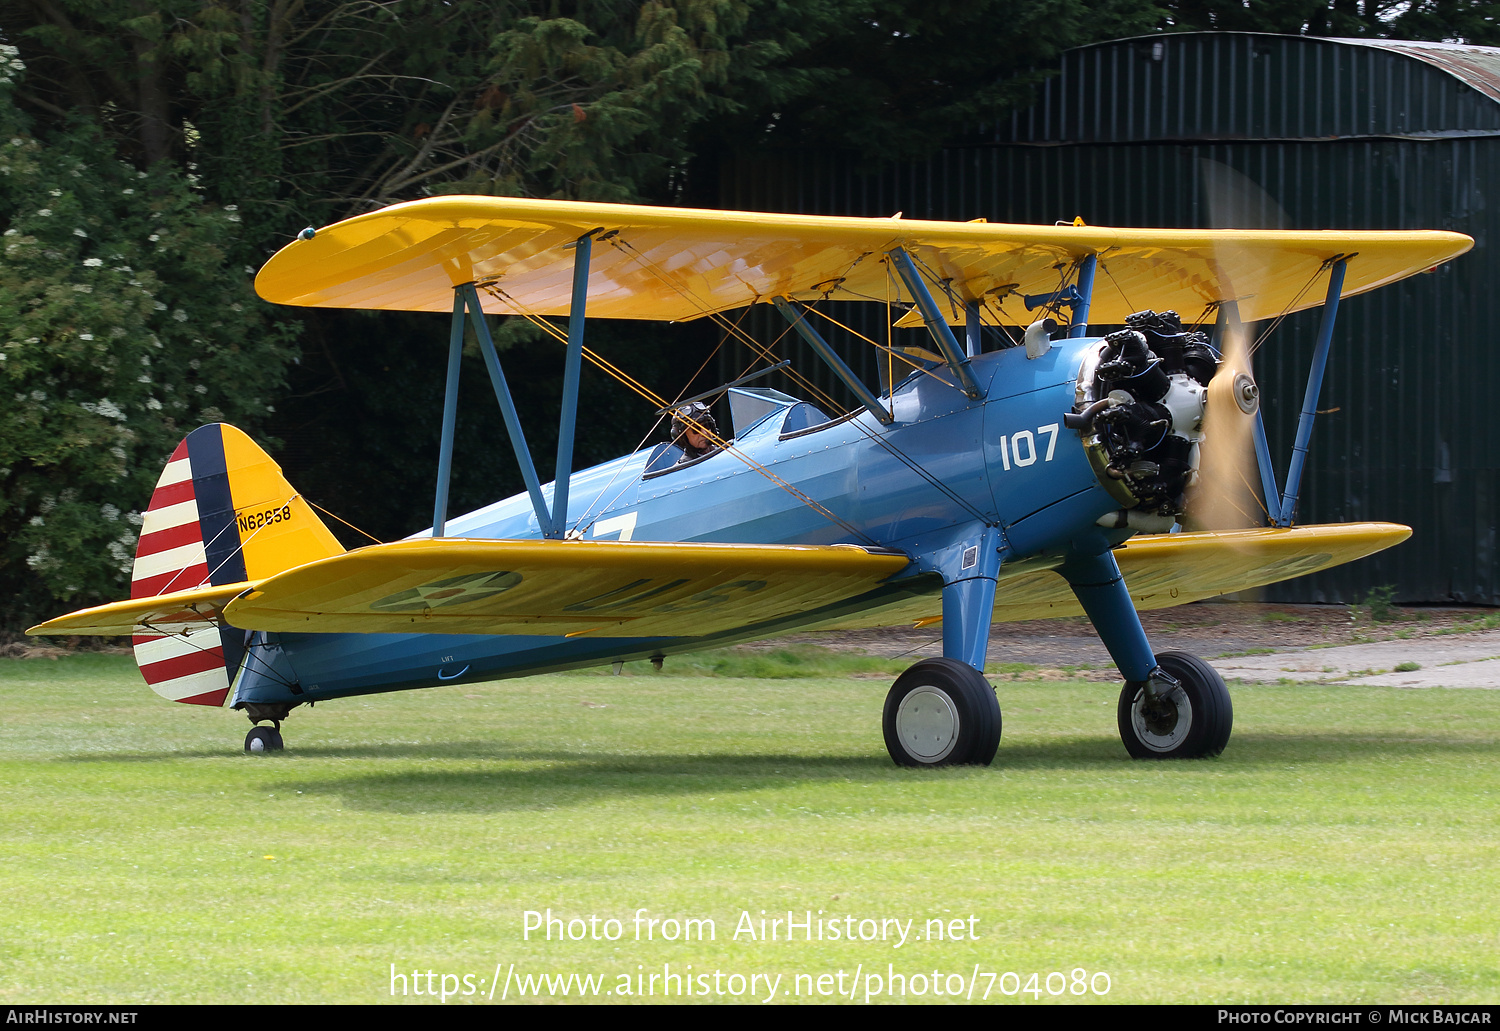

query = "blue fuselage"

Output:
[[231, 337, 1122, 707]]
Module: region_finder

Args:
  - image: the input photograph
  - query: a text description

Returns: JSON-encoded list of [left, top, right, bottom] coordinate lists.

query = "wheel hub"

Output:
[[895, 686, 959, 762], [1131, 686, 1192, 751], [1140, 695, 1181, 736]]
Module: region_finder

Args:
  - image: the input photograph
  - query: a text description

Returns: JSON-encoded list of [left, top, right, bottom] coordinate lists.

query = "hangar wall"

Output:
[[719, 32, 1500, 605]]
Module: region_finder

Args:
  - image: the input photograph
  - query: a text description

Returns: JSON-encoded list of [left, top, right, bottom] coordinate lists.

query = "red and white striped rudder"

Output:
[[129, 424, 343, 706]]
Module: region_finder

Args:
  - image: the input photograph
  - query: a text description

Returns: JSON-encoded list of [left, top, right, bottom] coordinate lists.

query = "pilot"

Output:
[[671, 402, 720, 461]]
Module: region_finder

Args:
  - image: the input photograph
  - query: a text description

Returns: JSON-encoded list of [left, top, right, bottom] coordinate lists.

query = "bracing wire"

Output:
[[604, 236, 850, 416], [801, 303, 962, 389], [307, 498, 384, 545], [668, 303, 750, 406], [150, 514, 246, 596], [771, 254, 994, 524], [662, 406, 882, 546], [479, 281, 878, 545], [1249, 260, 1333, 358], [787, 296, 991, 525], [568, 413, 670, 538], [195, 495, 302, 588], [134, 618, 298, 693], [1099, 258, 1136, 317]]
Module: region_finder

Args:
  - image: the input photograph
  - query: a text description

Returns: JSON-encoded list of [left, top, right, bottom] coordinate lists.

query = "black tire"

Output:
[[1117, 651, 1233, 759], [883, 658, 1001, 767], [244, 726, 284, 754]]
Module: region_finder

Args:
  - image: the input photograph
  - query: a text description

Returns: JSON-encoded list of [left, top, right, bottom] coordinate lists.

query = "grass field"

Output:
[[2, 650, 1497, 1005]]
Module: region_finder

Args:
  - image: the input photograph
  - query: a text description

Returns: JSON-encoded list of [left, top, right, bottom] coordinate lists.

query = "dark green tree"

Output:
[[0, 46, 294, 618], [696, 0, 1168, 163], [1160, 0, 1500, 42], [0, 1, 806, 618]]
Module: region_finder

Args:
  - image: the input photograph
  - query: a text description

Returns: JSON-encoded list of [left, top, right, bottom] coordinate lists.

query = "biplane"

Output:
[[28, 198, 1472, 763]]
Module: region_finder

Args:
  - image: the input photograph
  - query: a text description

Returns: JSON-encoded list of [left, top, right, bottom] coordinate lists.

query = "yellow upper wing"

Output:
[[255, 196, 1472, 326]]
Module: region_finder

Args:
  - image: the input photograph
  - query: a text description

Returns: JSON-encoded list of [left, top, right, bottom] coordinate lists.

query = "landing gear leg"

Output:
[[1061, 546, 1233, 759], [883, 559, 1002, 767]]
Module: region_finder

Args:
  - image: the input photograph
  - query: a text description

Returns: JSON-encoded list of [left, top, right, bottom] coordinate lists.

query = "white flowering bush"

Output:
[[0, 68, 297, 619]]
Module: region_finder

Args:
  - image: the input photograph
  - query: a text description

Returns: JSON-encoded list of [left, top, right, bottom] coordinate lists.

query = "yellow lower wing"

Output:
[[1112, 521, 1408, 605], [223, 538, 911, 637], [999, 521, 1409, 620], [28, 524, 1406, 641], [806, 522, 1410, 630]]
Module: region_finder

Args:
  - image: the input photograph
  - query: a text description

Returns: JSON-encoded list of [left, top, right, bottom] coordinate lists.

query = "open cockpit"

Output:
[[641, 386, 840, 477]]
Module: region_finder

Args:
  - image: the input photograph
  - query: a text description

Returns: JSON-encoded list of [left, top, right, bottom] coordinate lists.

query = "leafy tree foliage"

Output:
[[1161, 1, 1500, 42], [0, 1, 790, 621], [3, 1, 773, 218], [699, 0, 1169, 162], [0, 45, 294, 618]]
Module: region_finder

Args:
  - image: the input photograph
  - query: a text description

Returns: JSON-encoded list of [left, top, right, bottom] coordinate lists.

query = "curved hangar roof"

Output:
[[255, 196, 1471, 327], [1336, 36, 1500, 107], [999, 31, 1500, 145]]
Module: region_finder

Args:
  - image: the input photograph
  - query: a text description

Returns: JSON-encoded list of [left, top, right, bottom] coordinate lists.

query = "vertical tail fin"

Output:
[[131, 424, 343, 706]]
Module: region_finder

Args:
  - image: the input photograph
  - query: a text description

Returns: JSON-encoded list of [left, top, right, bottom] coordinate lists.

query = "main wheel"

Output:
[[1117, 651, 1232, 759], [244, 726, 284, 753], [883, 658, 1001, 767]]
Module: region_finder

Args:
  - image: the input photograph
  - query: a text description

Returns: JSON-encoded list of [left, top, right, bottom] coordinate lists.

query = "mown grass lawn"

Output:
[[1, 651, 1496, 1004]]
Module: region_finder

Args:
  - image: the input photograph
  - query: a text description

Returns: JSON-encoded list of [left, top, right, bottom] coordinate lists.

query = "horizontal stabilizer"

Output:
[[223, 538, 910, 637], [26, 581, 256, 637]]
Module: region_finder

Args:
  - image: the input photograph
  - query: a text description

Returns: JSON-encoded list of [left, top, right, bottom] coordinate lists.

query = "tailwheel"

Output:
[[244, 725, 284, 754], [883, 658, 1001, 767], [1117, 651, 1233, 759]]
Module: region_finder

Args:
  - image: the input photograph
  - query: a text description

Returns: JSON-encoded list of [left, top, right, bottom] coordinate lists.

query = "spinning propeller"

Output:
[[1182, 161, 1286, 532], [1187, 313, 1263, 530], [1069, 162, 1299, 535]]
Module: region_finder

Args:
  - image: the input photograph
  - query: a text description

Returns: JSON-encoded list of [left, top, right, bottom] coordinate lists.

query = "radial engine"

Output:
[[1066, 310, 1246, 532]]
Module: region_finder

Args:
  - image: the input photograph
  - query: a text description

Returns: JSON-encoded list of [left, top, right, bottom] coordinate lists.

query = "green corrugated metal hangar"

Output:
[[722, 31, 1499, 605]]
